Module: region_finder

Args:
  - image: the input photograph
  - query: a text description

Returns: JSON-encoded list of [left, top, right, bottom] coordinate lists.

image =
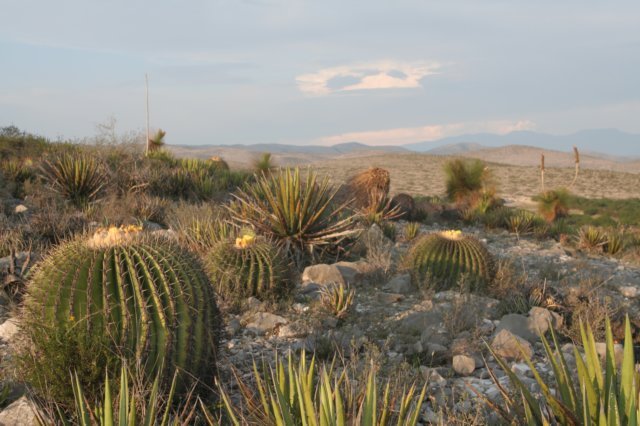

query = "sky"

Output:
[[1, 0, 639, 146]]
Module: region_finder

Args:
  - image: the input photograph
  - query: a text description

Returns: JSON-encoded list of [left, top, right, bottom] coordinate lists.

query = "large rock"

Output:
[[491, 329, 533, 361], [494, 314, 537, 342], [245, 312, 288, 336], [0, 396, 39, 426], [528, 307, 563, 335]]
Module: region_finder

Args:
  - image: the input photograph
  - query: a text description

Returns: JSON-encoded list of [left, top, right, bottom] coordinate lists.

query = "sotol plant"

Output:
[[405, 230, 494, 292], [206, 234, 291, 302], [443, 158, 489, 203], [21, 226, 221, 403], [537, 188, 570, 223], [229, 167, 358, 267]]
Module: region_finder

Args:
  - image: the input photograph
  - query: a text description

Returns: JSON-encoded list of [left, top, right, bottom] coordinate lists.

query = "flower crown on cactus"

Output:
[[88, 225, 143, 248], [439, 229, 463, 240], [235, 233, 256, 249]]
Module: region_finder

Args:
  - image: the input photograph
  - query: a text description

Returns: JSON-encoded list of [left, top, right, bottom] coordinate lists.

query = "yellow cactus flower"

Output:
[[88, 225, 143, 248], [440, 229, 463, 240], [69, 314, 75, 322], [235, 234, 256, 249]]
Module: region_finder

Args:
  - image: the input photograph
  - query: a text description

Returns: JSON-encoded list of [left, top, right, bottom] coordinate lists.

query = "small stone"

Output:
[[511, 363, 531, 377], [0, 319, 19, 343], [377, 293, 404, 303], [245, 312, 288, 336], [225, 318, 242, 336], [14, 204, 28, 214], [491, 329, 533, 361], [452, 354, 476, 376], [619, 286, 639, 298], [420, 366, 447, 387], [595, 342, 624, 365], [528, 307, 563, 335], [0, 396, 39, 426], [383, 274, 414, 294]]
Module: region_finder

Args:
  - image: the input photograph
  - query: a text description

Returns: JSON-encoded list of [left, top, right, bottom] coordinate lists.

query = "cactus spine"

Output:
[[23, 228, 220, 391], [405, 230, 494, 291]]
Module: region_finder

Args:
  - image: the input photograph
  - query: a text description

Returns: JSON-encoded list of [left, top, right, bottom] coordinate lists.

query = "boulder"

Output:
[[528, 307, 563, 335], [302, 264, 345, 287], [495, 314, 537, 342]]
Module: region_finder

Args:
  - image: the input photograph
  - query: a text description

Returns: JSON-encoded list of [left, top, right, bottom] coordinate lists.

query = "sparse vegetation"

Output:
[[320, 282, 355, 319]]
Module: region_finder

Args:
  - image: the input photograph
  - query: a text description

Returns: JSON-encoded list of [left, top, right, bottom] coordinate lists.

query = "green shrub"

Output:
[[505, 209, 537, 237], [604, 227, 626, 255], [40, 152, 107, 207], [404, 230, 494, 292], [253, 152, 275, 174], [485, 316, 638, 425], [403, 222, 421, 241], [21, 228, 221, 404], [537, 188, 570, 222], [443, 158, 488, 202], [206, 235, 291, 302], [228, 167, 358, 267]]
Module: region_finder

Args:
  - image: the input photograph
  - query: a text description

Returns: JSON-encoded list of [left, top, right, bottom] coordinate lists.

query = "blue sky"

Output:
[[1, 0, 639, 146]]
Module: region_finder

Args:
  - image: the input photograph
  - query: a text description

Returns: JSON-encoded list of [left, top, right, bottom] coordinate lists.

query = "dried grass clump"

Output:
[[346, 167, 391, 209]]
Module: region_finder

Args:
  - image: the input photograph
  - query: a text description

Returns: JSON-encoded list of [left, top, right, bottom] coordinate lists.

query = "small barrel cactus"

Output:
[[22, 226, 221, 398], [405, 230, 494, 291], [206, 234, 291, 301]]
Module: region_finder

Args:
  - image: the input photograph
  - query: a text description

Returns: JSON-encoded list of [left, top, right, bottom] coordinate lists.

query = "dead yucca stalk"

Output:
[[569, 145, 580, 189], [540, 153, 545, 192]]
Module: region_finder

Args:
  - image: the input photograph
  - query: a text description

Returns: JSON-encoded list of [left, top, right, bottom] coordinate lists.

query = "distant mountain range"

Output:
[[168, 128, 640, 170], [406, 128, 639, 159]]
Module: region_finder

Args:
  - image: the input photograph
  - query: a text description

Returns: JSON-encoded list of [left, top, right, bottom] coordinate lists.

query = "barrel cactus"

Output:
[[206, 233, 291, 302], [21, 225, 221, 402], [405, 230, 494, 291]]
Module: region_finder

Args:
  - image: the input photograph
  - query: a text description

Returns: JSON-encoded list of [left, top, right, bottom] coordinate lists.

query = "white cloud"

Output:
[[296, 60, 441, 95], [316, 119, 536, 146]]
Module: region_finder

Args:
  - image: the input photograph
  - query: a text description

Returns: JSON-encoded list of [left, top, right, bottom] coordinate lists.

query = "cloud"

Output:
[[316, 119, 536, 146], [296, 60, 441, 95]]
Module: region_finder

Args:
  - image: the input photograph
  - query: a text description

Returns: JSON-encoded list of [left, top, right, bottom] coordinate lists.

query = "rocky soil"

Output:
[[2, 221, 640, 423]]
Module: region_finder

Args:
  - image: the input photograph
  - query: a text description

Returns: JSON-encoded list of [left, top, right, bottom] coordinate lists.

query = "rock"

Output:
[[619, 286, 639, 298], [245, 312, 288, 336], [452, 354, 476, 376], [0, 396, 39, 426], [401, 310, 444, 336], [334, 261, 365, 284], [511, 363, 532, 378], [423, 343, 449, 364], [420, 366, 447, 387], [491, 329, 533, 361], [528, 307, 563, 335], [302, 264, 345, 288], [420, 325, 452, 348], [277, 322, 310, 338], [14, 205, 27, 214], [595, 342, 624, 365], [495, 314, 537, 342], [225, 318, 242, 336], [142, 221, 163, 231], [383, 274, 414, 294], [0, 319, 18, 343]]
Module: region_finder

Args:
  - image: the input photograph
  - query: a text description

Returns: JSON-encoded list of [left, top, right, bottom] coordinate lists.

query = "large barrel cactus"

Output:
[[22, 226, 221, 399], [405, 230, 494, 291], [207, 234, 291, 301]]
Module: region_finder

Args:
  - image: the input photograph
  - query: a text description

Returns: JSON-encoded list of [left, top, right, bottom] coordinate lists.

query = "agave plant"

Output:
[[213, 351, 426, 426], [481, 316, 639, 426], [403, 222, 421, 241], [577, 226, 608, 251], [228, 167, 358, 267], [45, 365, 198, 425], [506, 210, 537, 237], [40, 152, 107, 207], [320, 282, 355, 319]]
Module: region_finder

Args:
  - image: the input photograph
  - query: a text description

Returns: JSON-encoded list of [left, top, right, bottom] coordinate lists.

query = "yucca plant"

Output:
[[346, 167, 391, 211], [320, 282, 355, 319], [228, 167, 358, 267], [1, 158, 34, 183], [206, 235, 292, 302], [482, 316, 639, 426], [253, 152, 275, 175], [213, 351, 426, 425], [403, 222, 421, 241], [577, 226, 608, 252], [443, 158, 489, 203], [173, 216, 233, 252], [405, 230, 494, 292], [21, 227, 221, 404], [537, 188, 570, 223], [40, 152, 107, 207]]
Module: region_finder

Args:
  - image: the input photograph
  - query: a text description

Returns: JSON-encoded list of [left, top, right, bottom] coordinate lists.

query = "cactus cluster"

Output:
[[206, 234, 291, 301], [405, 230, 494, 291], [22, 227, 221, 397]]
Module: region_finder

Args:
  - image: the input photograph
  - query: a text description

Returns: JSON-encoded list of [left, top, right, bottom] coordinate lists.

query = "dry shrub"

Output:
[[345, 167, 390, 209]]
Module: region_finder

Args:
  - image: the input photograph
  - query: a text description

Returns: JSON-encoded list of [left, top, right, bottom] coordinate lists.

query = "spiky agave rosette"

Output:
[[22, 225, 221, 393], [405, 230, 494, 292]]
